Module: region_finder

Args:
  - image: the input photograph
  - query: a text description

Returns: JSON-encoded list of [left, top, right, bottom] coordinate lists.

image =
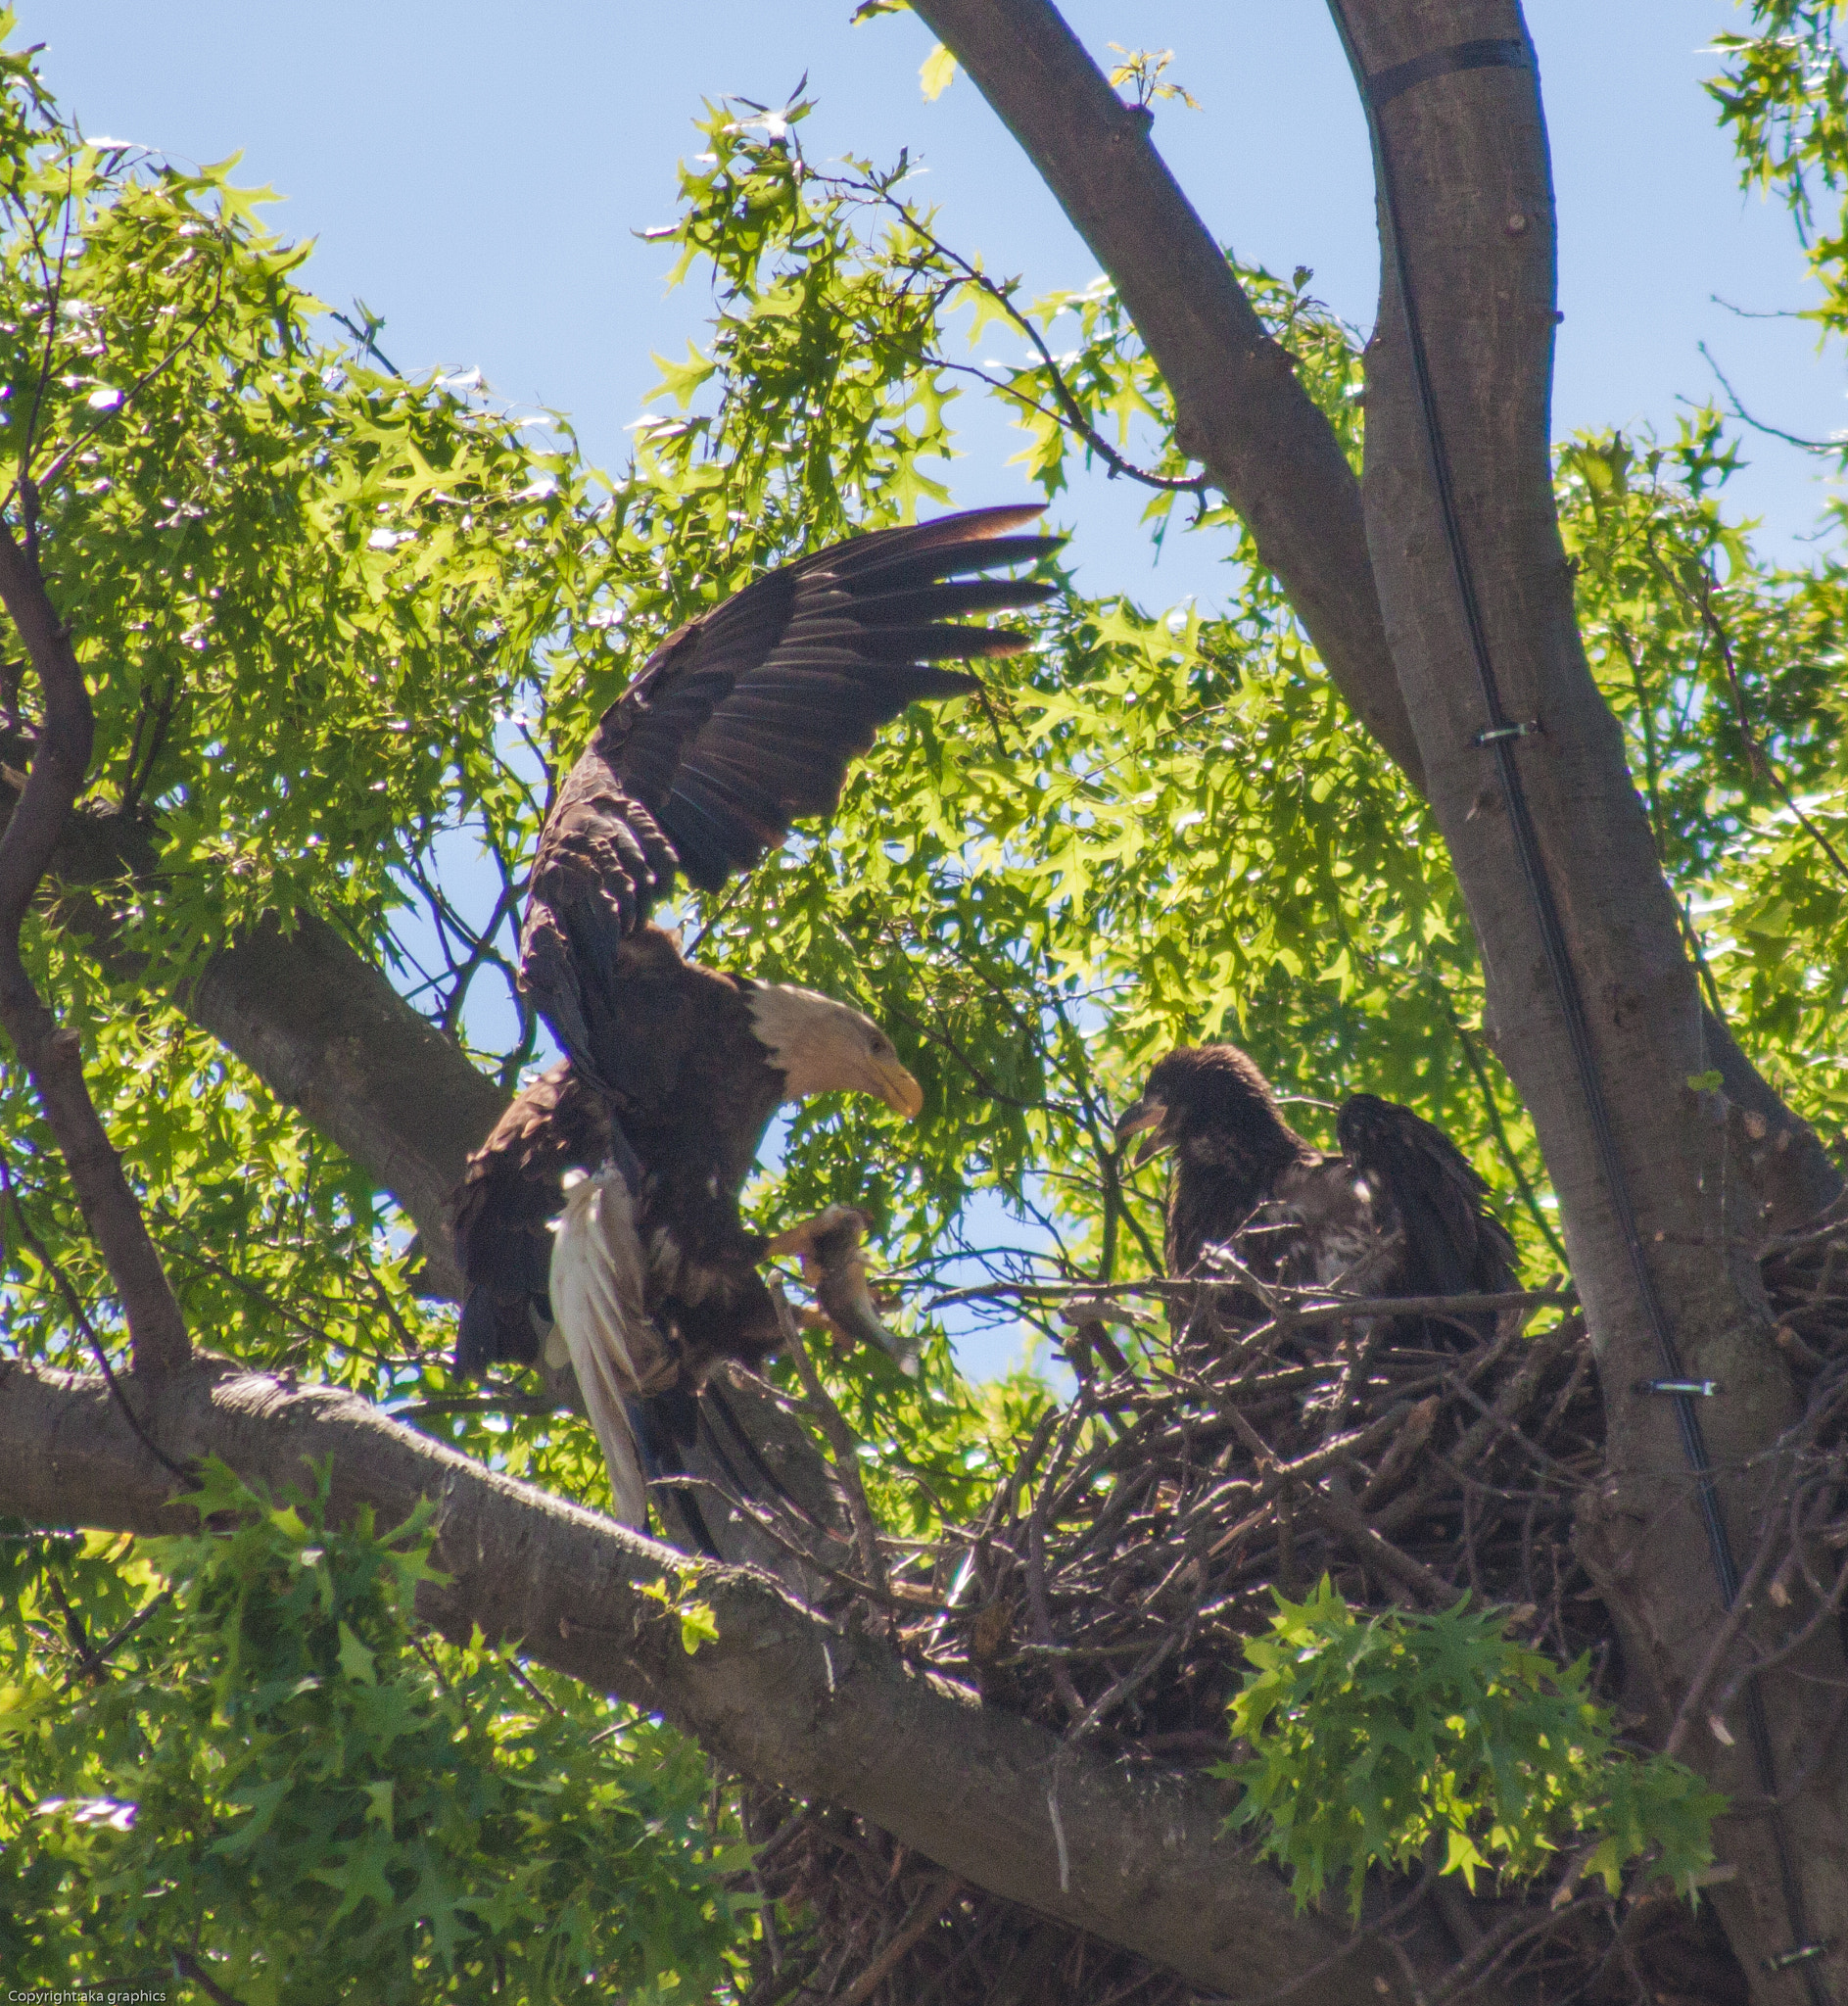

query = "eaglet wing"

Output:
[[520, 505, 1060, 1073], [1334, 1093, 1519, 1334]]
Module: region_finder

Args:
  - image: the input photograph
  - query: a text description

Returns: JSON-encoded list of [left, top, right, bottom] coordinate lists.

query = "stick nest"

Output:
[[729, 1207, 1848, 2006]]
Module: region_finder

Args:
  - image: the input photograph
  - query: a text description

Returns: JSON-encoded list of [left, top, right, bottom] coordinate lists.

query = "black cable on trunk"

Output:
[[1327, 10, 1829, 1987]]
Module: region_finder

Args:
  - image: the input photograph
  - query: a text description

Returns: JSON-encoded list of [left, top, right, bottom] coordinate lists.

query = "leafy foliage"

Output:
[[0, 1464, 738, 2001], [1710, 1, 1848, 343], [0, 12, 1841, 1978], [1560, 415, 1848, 1142], [1225, 1580, 1723, 1917]]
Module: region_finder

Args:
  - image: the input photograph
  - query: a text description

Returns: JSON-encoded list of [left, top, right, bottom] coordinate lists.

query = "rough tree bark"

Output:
[[912, 0, 1848, 1990], [1339, 1, 1848, 1984], [0, 1353, 1477, 2001]]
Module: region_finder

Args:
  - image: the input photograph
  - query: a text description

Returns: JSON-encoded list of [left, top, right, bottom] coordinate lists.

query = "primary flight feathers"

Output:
[[521, 503, 1060, 1082], [455, 506, 1062, 1535]]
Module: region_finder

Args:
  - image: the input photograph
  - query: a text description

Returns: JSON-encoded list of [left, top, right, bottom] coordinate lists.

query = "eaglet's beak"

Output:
[[1114, 1093, 1168, 1169], [870, 1056, 924, 1121]]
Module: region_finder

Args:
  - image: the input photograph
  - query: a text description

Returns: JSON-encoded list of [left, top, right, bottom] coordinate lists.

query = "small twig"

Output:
[[1303, 1486, 1455, 1606], [1661, 1500, 1792, 1759], [59, 1584, 174, 1694], [41, 1568, 106, 1683], [1425, 1892, 1607, 2006], [853, 174, 1208, 498], [828, 1873, 961, 2006], [1701, 340, 1844, 456], [776, 1286, 891, 1610], [0, 1160, 192, 1482], [173, 1950, 250, 2006], [503, 1653, 563, 1717]]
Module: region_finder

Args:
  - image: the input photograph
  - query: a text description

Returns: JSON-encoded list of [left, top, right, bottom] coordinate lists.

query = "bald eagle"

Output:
[[452, 505, 1060, 1527], [1114, 1043, 1517, 1346]]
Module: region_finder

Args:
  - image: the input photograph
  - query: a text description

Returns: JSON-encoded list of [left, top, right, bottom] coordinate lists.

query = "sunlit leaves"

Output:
[[1225, 1579, 1722, 1916], [1561, 411, 1848, 1148], [1710, 2, 1848, 348], [0, 1465, 737, 2001]]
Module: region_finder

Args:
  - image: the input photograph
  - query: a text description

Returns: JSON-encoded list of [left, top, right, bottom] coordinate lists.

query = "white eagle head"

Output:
[[745, 983, 924, 1119]]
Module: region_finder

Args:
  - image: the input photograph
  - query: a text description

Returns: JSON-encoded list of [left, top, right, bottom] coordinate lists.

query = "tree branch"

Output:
[[0, 517, 188, 1372], [0, 781, 504, 1305], [906, 0, 1426, 789], [0, 1349, 1433, 2005], [905, 0, 1840, 1248]]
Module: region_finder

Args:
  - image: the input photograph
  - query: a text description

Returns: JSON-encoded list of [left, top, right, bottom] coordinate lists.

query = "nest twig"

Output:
[[725, 1214, 1848, 2006]]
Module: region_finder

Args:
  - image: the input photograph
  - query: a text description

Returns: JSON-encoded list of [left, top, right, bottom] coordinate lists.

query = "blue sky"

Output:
[[29, 4, 1847, 1374], [31, 1, 1848, 596]]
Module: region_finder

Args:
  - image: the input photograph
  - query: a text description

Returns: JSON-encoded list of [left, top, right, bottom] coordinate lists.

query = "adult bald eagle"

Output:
[[1115, 1043, 1518, 1346], [452, 505, 1060, 1527]]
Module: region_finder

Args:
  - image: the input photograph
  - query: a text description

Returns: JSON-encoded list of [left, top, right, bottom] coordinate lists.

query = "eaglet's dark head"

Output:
[[1115, 1042, 1299, 1164]]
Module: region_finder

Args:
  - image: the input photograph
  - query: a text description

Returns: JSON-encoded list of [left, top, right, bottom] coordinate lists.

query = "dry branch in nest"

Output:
[[721, 1218, 1848, 2006]]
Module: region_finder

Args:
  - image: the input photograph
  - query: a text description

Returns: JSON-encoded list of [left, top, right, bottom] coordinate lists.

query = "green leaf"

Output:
[[920, 42, 958, 100]]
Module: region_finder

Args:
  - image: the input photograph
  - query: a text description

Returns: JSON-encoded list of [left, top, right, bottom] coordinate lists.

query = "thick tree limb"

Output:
[[1, 1349, 1432, 2004], [181, 909, 502, 1304], [0, 782, 502, 1306], [0, 527, 188, 1373], [905, 0, 1844, 1232], [907, 0, 1426, 789], [1333, 0, 1848, 1987]]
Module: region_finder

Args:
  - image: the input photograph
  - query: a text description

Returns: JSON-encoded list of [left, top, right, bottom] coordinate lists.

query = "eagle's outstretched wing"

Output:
[[1335, 1092, 1519, 1337], [520, 505, 1060, 1075]]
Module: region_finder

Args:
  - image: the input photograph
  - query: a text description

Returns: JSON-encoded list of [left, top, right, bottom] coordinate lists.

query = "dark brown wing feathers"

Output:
[[451, 1061, 612, 1370], [1335, 1091, 1518, 1337], [520, 506, 1059, 1075]]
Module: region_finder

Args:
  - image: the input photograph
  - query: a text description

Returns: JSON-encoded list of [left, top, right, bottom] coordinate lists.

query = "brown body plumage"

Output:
[[451, 508, 1061, 1527], [1116, 1043, 1517, 1345]]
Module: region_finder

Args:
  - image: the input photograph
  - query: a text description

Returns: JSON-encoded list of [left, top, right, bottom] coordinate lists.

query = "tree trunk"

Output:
[[1336, 0, 1848, 1986], [909, 0, 1848, 1982]]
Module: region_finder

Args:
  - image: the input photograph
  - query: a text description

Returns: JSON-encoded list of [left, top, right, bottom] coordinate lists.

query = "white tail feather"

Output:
[[550, 1170, 667, 1531]]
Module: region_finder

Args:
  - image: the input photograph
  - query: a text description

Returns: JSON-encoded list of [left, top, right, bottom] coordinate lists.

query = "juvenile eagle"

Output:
[[1114, 1043, 1518, 1345], [453, 505, 1060, 1527]]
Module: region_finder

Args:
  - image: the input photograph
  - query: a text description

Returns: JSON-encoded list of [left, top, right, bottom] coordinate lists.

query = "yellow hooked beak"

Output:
[[871, 1056, 924, 1121], [1114, 1094, 1168, 1169]]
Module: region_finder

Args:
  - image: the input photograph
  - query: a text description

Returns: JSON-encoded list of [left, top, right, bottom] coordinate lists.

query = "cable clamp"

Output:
[[1636, 1377, 1721, 1399], [1473, 719, 1540, 746], [1765, 1939, 1830, 1973]]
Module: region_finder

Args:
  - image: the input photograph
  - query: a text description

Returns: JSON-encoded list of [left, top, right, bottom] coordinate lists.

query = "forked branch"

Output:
[[0, 507, 189, 1372]]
